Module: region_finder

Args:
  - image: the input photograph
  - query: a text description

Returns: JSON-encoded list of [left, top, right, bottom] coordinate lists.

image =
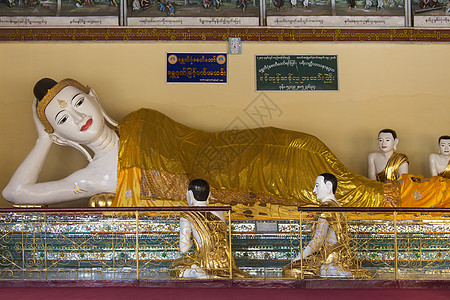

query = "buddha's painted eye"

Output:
[[74, 97, 84, 107], [58, 115, 68, 125]]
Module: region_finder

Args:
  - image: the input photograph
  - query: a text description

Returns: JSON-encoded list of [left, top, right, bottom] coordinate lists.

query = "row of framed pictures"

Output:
[[0, 0, 449, 27]]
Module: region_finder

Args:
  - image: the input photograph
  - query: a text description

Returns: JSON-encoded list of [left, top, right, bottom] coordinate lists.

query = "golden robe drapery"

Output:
[[112, 109, 385, 217], [438, 161, 450, 179], [398, 174, 450, 207], [376, 152, 409, 182]]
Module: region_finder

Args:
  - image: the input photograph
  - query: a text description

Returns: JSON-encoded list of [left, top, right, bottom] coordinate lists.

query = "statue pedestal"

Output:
[[0, 207, 449, 282]]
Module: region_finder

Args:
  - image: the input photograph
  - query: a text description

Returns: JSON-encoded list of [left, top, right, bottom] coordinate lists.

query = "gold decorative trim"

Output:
[[73, 183, 88, 195], [37, 78, 90, 134], [1, 28, 450, 43], [57, 99, 68, 109], [12, 204, 48, 208]]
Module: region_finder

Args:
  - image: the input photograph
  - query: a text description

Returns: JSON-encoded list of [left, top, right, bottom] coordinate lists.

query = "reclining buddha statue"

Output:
[[2, 78, 449, 219]]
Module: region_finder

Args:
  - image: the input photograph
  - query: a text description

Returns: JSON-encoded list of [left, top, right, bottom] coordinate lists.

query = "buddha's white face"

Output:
[[44, 86, 105, 144], [378, 132, 397, 153], [313, 176, 329, 202], [439, 139, 450, 156]]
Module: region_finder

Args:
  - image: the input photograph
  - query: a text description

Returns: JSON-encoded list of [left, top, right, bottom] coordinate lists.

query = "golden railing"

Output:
[[0, 207, 449, 281], [0, 207, 232, 281], [295, 207, 450, 281]]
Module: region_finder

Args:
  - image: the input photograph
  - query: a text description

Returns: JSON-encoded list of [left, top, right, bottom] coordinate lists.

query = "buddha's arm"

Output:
[[397, 162, 409, 178], [2, 134, 53, 204], [294, 218, 328, 261], [180, 218, 193, 253], [429, 154, 438, 177], [2, 163, 113, 205], [367, 153, 377, 180], [2, 100, 58, 204]]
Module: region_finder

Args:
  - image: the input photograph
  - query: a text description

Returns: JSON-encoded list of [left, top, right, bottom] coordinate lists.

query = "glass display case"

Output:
[[0, 207, 449, 281]]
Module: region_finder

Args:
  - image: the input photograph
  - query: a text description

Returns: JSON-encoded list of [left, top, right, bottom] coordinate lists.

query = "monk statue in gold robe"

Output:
[[368, 129, 409, 182], [3, 78, 450, 217], [429, 135, 450, 179], [283, 173, 367, 278], [168, 179, 250, 279]]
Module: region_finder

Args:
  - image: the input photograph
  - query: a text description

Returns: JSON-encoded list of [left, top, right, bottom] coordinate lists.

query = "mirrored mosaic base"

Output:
[[0, 212, 449, 281]]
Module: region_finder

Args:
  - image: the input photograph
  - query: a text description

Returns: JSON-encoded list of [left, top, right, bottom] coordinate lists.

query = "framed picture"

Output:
[[0, 0, 120, 26], [413, 0, 450, 28], [127, 0, 260, 26], [266, 0, 407, 27]]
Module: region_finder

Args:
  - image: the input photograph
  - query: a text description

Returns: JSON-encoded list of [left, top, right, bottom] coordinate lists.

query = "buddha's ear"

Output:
[[394, 138, 399, 151], [88, 88, 99, 102], [205, 191, 211, 205], [325, 181, 333, 194], [89, 88, 118, 127], [186, 190, 195, 206]]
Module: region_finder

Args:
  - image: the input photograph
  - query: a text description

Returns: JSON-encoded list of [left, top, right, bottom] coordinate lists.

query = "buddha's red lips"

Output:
[[81, 118, 92, 131]]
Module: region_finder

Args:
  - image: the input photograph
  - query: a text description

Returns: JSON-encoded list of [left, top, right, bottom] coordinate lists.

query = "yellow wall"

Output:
[[0, 41, 449, 207]]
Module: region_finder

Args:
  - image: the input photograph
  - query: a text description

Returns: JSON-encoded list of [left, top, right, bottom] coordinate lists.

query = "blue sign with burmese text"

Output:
[[167, 53, 227, 84]]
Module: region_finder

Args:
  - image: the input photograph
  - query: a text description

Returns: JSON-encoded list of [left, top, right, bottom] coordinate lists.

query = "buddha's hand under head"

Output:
[[32, 98, 50, 141]]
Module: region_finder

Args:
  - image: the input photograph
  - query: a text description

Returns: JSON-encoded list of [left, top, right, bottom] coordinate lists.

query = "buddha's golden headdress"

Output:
[[36, 78, 90, 134]]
